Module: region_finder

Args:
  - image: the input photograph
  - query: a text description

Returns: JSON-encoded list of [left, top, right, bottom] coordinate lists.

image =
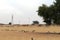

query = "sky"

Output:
[[0, 0, 55, 24]]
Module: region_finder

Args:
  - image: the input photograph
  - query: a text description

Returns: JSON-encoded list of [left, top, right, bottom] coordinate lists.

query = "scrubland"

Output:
[[0, 25, 60, 40]]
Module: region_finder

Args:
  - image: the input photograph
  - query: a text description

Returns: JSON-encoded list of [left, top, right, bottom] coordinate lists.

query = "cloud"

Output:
[[0, 0, 55, 24]]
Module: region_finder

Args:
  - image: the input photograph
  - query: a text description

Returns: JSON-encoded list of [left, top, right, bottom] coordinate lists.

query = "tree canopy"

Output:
[[38, 0, 60, 25]]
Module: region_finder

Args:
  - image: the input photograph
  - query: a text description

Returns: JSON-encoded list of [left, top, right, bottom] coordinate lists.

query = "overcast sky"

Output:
[[0, 0, 55, 24]]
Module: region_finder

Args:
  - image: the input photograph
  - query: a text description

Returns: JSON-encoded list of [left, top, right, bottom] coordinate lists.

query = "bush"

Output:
[[32, 21, 39, 25]]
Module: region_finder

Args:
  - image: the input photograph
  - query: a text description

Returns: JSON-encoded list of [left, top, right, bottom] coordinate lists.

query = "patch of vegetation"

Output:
[[38, 0, 60, 25]]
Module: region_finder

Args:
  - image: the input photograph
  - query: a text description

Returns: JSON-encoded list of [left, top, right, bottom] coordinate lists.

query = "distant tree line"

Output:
[[38, 0, 60, 25]]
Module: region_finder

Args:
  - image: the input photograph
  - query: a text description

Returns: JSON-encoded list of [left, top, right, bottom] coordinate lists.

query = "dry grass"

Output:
[[0, 25, 60, 33], [0, 25, 60, 40]]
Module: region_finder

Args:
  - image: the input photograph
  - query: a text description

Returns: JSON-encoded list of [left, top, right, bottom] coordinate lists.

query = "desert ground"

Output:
[[0, 25, 60, 40]]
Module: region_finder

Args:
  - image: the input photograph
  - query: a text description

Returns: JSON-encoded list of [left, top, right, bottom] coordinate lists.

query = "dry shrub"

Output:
[[32, 30, 35, 32], [5, 29, 9, 31]]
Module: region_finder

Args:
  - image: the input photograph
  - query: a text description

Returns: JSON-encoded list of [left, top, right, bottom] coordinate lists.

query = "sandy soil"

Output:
[[0, 31, 60, 40]]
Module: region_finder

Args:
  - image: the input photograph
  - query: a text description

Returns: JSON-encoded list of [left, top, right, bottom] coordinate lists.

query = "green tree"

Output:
[[38, 4, 53, 25], [53, 0, 60, 24], [38, 0, 60, 25]]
